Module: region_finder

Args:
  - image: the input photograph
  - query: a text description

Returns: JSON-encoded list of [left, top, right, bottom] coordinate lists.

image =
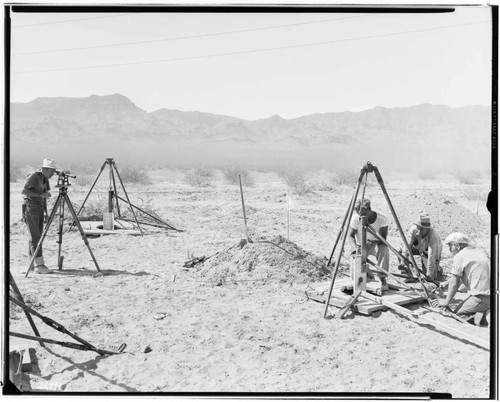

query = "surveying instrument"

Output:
[[25, 170, 101, 278], [73, 158, 181, 235]]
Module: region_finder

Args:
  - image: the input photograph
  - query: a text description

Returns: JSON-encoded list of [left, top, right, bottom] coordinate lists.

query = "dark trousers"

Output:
[[23, 200, 44, 258]]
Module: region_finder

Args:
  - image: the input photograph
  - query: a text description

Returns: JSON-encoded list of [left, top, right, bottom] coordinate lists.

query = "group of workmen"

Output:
[[20, 159, 492, 326], [348, 198, 491, 326]]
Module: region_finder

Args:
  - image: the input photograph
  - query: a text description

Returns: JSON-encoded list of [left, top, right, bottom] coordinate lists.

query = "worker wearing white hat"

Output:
[[432, 232, 490, 325], [21, 158, 57, 274]]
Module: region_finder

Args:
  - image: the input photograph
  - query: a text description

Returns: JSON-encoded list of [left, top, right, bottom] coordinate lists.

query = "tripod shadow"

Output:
[[41, 346, 138, 392]]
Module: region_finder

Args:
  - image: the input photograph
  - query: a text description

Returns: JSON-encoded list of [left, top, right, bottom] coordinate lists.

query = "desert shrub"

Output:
[[333, 169, 358, 186], [76, 196, 108, 221], [67, 162, 98, 175], [73, 174, 96, 187], [9, 162, 24, 182], [117, 165, 152, 185], [461, 185, 488, 202], [223, 166, 254, 186], [185, 167, 214, 187], [455, 170, 480, 185], [279, 169, 313, 196], [417, 169, 436, 181]]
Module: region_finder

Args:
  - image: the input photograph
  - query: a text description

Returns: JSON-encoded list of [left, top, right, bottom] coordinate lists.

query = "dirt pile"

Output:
[[193, 235, 329, 285], [390, 191, 489, 239]]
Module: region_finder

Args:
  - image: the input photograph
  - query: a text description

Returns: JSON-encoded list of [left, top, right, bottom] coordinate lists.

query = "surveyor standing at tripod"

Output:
[[403, 213, 443, 282], [21, 158, 57, 275], [348, 198, 390, 290], [432, 232, 490, 326]]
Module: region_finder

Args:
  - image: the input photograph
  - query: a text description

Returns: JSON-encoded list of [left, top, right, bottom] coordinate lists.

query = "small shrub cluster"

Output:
[[117, 165, 152, 185], [333, 169, 358, 186], [223, 166, 254, 187], [455, 170, 480, 185], [76, 196, 108, 221], [185, 167, 214, 187], [73, 174, 96, 187], [9, 162, 24, 183], [280, 170, 314, 196], [417, 169, 436, 181]]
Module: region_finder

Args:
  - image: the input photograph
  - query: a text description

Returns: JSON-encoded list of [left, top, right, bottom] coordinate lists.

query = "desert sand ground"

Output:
[[7, 168, 493, 396]]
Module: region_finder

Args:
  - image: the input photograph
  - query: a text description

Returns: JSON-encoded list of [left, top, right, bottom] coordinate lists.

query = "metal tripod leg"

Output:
[[323, 167, 366, 318], [63, 194, 101, 272], [73, 160, 108, 221], [109, 163, 122, 217], [111, 160, 143, 236], [25, 194, 64, 278], [326, 192, 356, 267], [9, 273, 44, 346], [372, 166, 431, 300]]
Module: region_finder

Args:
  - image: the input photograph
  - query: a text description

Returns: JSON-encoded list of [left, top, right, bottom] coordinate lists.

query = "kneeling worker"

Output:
[[22, 158, 57, 274], [432, 232, 490, 325], [404, 213, 443, 282]]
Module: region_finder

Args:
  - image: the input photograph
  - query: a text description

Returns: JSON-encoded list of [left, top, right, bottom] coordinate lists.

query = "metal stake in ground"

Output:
[[238, 174, 251, 244]]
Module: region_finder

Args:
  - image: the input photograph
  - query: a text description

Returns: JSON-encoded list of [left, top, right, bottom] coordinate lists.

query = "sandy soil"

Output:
[[7, 169, 493, 396]]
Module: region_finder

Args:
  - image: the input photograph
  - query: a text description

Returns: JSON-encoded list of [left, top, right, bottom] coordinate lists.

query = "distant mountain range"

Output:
[[9, 94, 491, 173]]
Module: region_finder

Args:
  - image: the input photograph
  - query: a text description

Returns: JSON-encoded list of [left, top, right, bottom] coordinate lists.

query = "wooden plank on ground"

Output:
[[359, 291, 489, 350], [307, 279, 426, 315]]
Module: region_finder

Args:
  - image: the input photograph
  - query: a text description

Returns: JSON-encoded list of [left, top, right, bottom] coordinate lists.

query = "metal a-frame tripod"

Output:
[[318, 162, 490, 349], [25, 171, 101, 278], [10, 273, 125, 355], [74, 158, 182, 235], [322, 161, 433, 319]]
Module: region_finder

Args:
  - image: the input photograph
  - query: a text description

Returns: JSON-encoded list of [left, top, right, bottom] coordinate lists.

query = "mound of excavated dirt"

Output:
[[193, 235, 329, 285], [391, 191, 489, 239]]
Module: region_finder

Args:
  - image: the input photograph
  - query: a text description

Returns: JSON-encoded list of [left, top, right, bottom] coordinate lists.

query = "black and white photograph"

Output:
[[5, 2, 497, 397]]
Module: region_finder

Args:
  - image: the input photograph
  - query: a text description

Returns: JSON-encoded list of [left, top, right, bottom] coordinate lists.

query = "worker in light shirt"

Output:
[[432, 232, 490, 326]]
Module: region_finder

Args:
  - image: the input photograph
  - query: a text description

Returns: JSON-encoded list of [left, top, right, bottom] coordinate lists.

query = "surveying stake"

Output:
[[74, 158, 182, 235], [25, 170, 101, 278], [10, 273, 125, 355]]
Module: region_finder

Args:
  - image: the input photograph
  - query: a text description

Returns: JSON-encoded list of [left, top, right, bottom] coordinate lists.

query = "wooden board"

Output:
[[306, 278, 426, 315]]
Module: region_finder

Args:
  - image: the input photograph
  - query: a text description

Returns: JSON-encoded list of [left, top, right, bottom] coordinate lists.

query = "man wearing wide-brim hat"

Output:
[[431, 232, 490, 326], [403, 213, 443, 281], [21, 158, 57, 274]]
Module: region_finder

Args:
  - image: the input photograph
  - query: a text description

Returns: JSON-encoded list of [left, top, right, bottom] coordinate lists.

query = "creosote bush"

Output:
[[417, 169, 436, 181], [9, 162, 24, 183], [185, 167, 214, 187], [333, 169, 358, 186], [455, 170, 481, 185], [223, 166, 254, 186], [117, 165, 152, 185], [278, 168, 313, 196]]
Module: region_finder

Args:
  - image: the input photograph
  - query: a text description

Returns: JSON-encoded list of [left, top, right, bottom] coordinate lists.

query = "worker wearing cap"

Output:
[[348, 198, 390, 290], [404, 213, 443, 281], [21, 158, 57, 274], [432, 232, 490, 324]]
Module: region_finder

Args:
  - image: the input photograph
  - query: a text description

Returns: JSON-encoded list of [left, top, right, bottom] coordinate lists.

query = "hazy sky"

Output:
[[8, 5, 493, 120]]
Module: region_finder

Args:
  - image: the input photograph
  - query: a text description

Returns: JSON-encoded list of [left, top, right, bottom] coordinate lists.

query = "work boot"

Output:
[[34, 265, 53, 275], [380, 277, 389, 291]]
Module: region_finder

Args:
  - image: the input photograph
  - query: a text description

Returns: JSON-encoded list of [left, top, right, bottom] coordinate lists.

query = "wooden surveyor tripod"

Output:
[[74, 158, 182, 235], [25, 171, 101, 278], [322, 161, 433, 318]]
